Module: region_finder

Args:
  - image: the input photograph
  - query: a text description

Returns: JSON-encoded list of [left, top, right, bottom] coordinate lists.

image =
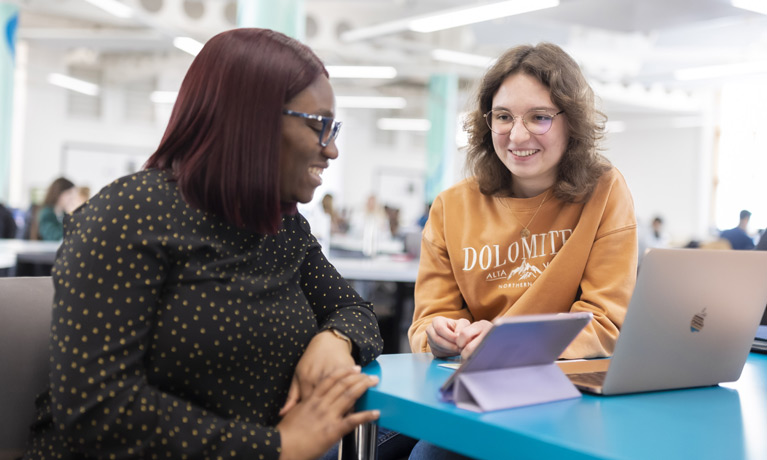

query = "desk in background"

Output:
[[329, 254, 418, 354], [0, 239, 60, 275], [353, 353, 767, 460], [329, 254, 418, 284]]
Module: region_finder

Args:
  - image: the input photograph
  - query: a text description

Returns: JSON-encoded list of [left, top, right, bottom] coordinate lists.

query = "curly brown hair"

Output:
[[465, 42, 611, 202]]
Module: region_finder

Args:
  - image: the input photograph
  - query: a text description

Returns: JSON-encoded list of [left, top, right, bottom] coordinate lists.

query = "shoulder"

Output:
[[99, 169, 175, 196], [589, 167, 632, 201], [434, 178, 485, 205], [426, 178, 498, 235], [91, 170, 177, 206], [75, 169, 187, 229], [583, 167, 637, 229]]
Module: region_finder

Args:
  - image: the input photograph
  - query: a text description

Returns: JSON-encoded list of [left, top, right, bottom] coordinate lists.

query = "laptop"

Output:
[[566, 248, 767, 395], [752, 305, 767, 353]]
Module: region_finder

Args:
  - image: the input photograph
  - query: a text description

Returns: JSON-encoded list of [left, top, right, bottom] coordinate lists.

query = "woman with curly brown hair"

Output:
[[407, 40, 638, 460], [410, 42, 638, 365]]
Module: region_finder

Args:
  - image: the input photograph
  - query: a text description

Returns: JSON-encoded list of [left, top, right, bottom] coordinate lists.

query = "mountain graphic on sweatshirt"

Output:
[[507, 259, 542, 281]]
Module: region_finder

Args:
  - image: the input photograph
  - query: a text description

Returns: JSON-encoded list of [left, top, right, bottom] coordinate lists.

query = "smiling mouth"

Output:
[[308, 167, 324, 176], [512, 149, 538, 157]]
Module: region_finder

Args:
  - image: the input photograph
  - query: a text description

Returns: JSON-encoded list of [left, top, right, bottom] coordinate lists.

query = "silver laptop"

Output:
[[566, 248, 767, 395]]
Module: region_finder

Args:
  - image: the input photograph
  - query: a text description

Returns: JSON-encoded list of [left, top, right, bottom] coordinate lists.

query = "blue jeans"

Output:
[[408, 440, 475, 460], [320, 427, 417, 460]]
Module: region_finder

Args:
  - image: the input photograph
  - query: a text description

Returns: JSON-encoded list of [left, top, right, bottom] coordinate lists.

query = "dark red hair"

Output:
[[145, 28, 328, 234]]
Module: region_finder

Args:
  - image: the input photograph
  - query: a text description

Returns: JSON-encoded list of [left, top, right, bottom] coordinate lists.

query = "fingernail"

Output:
[[373, 410, 380, 418], [369, 375, 379, 384], [353, 365, 361, 372]]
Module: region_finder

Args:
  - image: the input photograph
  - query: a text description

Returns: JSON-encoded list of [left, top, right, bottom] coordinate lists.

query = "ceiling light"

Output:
[[674, 61, 767, 80], [377, 118, 431, 131], [83, 0, 133, 19], [336, 96, 407, 109], [150, 91, 178, 104], [47, 73, 100, 96], [327, 66, 397, 79], [432, 49, 497, 68], [341, 0, 559, 41], [408, 0, 560, 33], [173, 37, 204, 56], [731, 0, 767, 14]]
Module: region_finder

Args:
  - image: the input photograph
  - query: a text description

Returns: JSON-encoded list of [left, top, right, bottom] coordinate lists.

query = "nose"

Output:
[[506, 118, 531, 143], [322, 139, 339, 160]]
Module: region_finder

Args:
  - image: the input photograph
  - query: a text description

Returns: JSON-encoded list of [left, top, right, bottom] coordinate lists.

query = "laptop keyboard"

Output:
[[568, 371, 607, 386]]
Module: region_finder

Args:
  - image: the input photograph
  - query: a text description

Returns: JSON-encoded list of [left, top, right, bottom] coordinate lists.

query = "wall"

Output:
[[606, 119, 711, 246]]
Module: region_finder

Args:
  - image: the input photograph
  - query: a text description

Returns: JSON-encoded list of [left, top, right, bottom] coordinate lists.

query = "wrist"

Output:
[[326, 328, 353, 354]]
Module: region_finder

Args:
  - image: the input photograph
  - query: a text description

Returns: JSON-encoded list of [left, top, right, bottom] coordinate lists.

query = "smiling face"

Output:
[[491, 72, 568, 197], [279, 75, 339, 204]]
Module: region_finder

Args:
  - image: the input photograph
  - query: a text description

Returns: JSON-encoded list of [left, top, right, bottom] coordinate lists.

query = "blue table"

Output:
[[354, 353, 767, 460]]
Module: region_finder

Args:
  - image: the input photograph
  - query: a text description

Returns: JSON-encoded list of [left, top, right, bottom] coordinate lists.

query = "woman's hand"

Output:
[[425, 316, 471, 358], [277, 366, 380, 460], [455, 319, 493, 360], [279, 330, 354, 416]]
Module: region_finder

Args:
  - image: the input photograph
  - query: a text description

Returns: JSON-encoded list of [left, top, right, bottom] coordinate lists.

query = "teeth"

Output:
[[513, 150, 537, 157], [309, 167, 323, 176]]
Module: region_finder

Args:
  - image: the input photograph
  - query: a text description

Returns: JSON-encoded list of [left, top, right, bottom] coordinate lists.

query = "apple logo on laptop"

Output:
[[690, 308, 707, 333]]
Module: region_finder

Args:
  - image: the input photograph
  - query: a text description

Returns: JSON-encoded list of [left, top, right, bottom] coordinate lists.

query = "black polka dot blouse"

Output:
[[23, 169, 383, 459]]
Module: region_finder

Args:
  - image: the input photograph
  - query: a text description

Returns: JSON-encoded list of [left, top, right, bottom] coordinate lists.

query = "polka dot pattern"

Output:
[[23, 169, 383, 459]]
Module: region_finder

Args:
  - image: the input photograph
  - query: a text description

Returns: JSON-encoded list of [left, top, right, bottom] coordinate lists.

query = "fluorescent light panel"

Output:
[[408, 0, 560, 33], [336, 96, 407, 109], [83, 0, 133, 19], [377, 118, 431, 131], [173, 37, 204, 56], [150, 91, 178, 104], [674, 61, 767, 80], [327, 66, 397, 79], [47, 73, 100, 96], [731, 0, 767, 14], [432, 49, 497, 68], [341, 0, 559, 41]]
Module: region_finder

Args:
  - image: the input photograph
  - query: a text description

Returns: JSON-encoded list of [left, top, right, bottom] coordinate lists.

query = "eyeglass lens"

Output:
[[486, 110, 557, 135], [320, 120, 342, 147]]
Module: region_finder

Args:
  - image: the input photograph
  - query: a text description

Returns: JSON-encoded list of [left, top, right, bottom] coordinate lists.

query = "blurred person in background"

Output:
[[720, 209, 755, 250], [28, 177, 84, 241], [0, 202, 17, 239]]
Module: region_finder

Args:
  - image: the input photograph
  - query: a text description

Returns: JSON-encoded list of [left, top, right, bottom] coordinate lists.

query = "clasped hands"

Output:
[[426, 316, 494, 360], [276, 330, 379, 460]]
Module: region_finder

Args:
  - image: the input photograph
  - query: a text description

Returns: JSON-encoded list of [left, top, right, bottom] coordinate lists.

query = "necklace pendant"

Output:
[[520, 228, 531, 239]]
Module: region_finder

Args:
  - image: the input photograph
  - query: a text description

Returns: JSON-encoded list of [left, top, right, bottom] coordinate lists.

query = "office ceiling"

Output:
[[14, 0, 767, 114]]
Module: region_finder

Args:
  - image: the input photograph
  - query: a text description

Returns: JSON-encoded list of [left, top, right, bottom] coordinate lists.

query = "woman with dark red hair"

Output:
[[24, 28, 386, 460]]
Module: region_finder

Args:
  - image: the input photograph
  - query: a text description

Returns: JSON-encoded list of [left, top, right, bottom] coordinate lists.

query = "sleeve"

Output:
[[297, 217, 383, 366], [48, 183, 282, 459], [407, 195, 473, 353], [37, 206, 64, 241], [562, 174, 638, 359]]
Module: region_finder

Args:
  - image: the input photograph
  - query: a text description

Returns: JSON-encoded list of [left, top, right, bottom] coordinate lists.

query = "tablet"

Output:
[[440, 312, 593, 397]]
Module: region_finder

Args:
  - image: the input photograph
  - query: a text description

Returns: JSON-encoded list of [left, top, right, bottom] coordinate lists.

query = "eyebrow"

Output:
[[490, 105, 558, 112]]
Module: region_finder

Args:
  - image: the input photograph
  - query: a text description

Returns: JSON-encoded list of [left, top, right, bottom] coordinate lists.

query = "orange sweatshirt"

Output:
[[409, 167, 638, 359]]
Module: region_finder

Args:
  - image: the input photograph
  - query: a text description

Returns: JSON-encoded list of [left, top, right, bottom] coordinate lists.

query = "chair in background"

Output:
[[0, 277, 53, 460]]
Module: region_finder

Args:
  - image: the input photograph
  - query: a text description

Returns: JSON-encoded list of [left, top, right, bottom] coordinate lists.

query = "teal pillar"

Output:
[[425, 73, 458, 203], [237, 0, 305, 41], [0, 2, 18, 203]]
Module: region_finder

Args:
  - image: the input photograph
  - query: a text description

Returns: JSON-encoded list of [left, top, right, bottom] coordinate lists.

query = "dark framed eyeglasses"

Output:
[[282, 109, 342, 147], [484, 109, 565, 136]]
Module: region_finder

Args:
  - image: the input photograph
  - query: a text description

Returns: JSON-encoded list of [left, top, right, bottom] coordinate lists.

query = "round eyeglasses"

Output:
[[484, 109, 564, 136], [283, 109, 343, 147]]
